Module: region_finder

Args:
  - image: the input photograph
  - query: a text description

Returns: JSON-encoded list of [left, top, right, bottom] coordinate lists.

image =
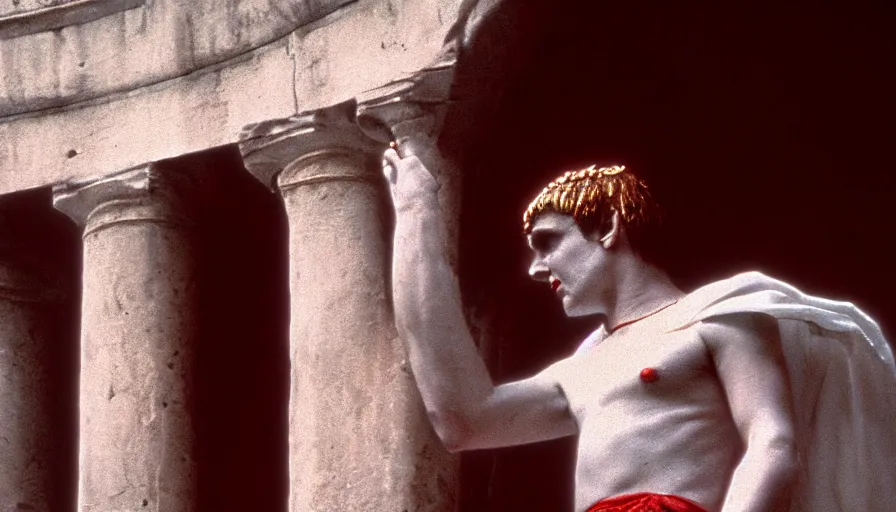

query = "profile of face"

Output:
[[527, 212, 619, 317]]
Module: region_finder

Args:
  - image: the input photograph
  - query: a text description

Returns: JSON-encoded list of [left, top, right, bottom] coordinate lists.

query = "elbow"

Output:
[[394, 311, 433, 342], [768, 431, 796, 461], [426, 407, 475, 453], [761, 434, 799, 507], [775, 439, 798, 484], [754, 430, 798, 481]]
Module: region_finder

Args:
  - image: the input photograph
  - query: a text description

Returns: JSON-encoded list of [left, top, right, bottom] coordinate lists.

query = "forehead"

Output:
[[527, 212, 578, 237]]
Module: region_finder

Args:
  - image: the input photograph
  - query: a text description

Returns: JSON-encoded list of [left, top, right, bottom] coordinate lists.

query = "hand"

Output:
[[382, 146, 440, 211]]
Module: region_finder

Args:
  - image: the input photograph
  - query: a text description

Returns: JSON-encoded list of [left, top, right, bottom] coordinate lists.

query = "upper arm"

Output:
[[700, 314, 796, 447], [458, 368, 578, 451]]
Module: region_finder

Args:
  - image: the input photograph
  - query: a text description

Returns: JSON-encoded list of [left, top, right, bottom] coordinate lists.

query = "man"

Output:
[[381, 148, 896, 512]]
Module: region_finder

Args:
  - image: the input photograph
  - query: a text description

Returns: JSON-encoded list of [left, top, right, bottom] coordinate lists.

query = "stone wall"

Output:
[[0, 0, 460, 195]]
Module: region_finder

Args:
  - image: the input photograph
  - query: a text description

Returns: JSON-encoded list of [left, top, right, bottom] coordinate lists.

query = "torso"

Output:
[[547, 306, 743, 512]]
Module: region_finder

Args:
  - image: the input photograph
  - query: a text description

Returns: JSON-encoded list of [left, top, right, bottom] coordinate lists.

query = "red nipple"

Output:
[[639, 367, 659, 383]]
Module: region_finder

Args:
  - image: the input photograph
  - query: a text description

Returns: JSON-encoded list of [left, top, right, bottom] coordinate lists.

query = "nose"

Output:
[[528, 256, 550, 282]]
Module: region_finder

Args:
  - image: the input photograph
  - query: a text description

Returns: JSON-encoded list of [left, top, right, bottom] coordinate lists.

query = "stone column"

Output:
[[53, 164, 200, 512], [0, 198, 66, 512], [240, 100, 459, 512]]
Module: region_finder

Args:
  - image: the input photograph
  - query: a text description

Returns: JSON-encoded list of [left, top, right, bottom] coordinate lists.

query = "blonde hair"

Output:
[[523, 164, 658, 240]]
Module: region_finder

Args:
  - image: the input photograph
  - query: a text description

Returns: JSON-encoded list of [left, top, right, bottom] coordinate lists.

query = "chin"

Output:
[[561, 297, 595, 318]]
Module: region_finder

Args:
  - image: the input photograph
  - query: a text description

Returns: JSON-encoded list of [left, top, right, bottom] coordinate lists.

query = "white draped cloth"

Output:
[[574, 271, 896, 511]]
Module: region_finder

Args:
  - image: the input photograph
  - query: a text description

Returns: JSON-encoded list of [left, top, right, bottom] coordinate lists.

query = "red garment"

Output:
[[587, 492, 708, 512]]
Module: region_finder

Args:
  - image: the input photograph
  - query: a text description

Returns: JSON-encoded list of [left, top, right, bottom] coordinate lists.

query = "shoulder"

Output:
[[538, 352, 579, 384], [696, 312, 781, 354]]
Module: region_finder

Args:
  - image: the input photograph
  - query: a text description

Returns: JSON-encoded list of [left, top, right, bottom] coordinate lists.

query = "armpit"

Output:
[[536, 357, 583, 425]]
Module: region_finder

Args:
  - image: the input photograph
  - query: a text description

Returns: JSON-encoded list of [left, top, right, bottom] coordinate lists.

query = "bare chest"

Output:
[[557, 325, 720, 424]]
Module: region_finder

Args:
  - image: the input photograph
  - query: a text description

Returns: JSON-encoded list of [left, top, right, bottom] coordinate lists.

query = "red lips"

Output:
[[551, 279, 561, 292]]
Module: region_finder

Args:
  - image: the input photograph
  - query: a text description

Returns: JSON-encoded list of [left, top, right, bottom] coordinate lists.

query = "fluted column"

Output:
[[240, 100, 459, 512], [0, 197, 68, 512], [53, 164, 200, 512]]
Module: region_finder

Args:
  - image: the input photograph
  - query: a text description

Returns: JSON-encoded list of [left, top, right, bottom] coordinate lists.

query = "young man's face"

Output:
[[526, 212, 613, 317]]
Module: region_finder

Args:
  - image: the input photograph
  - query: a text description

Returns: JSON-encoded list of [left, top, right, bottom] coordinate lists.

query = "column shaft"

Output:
[[282, 150, 457, 512], [240, 101, 459, 511], [54, 166, 199, 511], [0, 294, 54, 510]]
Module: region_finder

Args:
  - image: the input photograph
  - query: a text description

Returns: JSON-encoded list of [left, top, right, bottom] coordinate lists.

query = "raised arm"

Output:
[[382, 148, 577, 452], [700, 313, 797, 512]]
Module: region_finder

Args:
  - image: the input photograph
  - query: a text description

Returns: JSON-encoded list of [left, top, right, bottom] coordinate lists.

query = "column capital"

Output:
[[238, 100, 382, 191], [52, 162, 198, 236], [355, 61, 456, 158], [356, 62, 463, 272]]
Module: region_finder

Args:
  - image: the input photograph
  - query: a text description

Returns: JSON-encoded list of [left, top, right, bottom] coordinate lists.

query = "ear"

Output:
[[598, 210, 621, 248]]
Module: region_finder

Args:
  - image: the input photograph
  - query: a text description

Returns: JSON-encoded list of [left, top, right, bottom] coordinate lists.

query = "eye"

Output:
[[530, 232, 560, 252]]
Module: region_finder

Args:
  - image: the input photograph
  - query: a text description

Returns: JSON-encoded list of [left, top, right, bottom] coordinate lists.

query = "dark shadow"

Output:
[[451, 3, 895, 510], [44, 197, 82, 512], [189, 146, 291, 512]]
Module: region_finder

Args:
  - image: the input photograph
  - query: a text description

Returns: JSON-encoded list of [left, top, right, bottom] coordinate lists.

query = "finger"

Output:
[[389, 140, 408, 159], [383, 147, 402, 169], [382, 158, 397, 184]]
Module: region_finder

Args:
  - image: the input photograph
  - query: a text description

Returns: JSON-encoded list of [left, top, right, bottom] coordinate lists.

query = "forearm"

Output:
[[392, 198, 495, 448], [720, 435, 795, 512]]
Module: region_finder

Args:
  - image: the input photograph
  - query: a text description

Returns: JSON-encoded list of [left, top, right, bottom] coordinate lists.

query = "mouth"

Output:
[[550, 277, 561, 292]]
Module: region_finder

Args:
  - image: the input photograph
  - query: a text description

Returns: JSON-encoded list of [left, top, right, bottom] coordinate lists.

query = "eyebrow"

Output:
[[528, 226, 561, 237]]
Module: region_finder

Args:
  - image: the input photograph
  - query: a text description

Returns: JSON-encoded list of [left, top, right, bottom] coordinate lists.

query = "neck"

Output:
[[599, 256, 684, 332]]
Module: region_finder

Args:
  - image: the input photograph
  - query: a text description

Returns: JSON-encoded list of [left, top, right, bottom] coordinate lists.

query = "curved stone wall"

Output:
[[0, 0, 354, 116]]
